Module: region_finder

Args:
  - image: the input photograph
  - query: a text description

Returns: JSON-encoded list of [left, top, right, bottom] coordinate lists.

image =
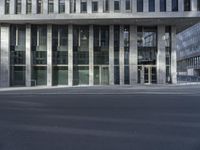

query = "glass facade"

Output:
[[137, 26, 157, 84], [10, 25, 26, 86], [31, 25, 47, 86]]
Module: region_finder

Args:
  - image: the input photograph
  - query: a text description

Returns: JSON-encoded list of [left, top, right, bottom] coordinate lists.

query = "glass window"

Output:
[[70, 0, 76, 13], [103, 0, 109, 12], [137, 0, 143, 12], [48, 0, 54, 13], [16, 0, 22, 14], [198, 0, 200, 11], [26, 0, 32, 14], [184, 0, 191, 11], [5, 0, 10, 14], [37, 0, 43, 14], [149, 0, 155, 12], [160, 0, 166, 12], [81, 1, 87, 12], [92, 1, 98, 12], [125, 0, 131, 10], [59, 0, 65, 13], [172, 0, 178, 11], [114, 0, 120, 11]]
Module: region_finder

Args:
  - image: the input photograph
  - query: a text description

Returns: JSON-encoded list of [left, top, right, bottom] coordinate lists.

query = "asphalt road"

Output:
[[0, 86, 200, 150]]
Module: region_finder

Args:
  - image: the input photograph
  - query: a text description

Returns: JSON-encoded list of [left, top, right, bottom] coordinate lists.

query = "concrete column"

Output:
[[22, 0, 26, 14], [43, 0, 48, 14], [65, 0, 70, 13], [0, 25, 10, 87], [178, 0, 184, 12], [47, 25, 52, 86], [98, 0, 103, 13], [132, 0, 137, 12], [155, 0, 160, 12], [0, 1, 4, 15], [157, 25, 166, 84], [192, 0, 198, 11], [144, 0, 148, 12], [109, 25, 114, 85], [54, 0, 59, 13], [129, 25, 138, 84], [26, 24, 32, 87], [171, 26, 177, 84], [167, 0, 172, 12], [121, 0, 125, 13], [76, 0, 81, 13], [68, 25, 73, 86], [32, 0, 37, 14], [10, 0, 15, 14], [87, 0, 92, 13], [89, 25, 94, 86], [119, 25, 124, 85], [109, 0, 114, 13]]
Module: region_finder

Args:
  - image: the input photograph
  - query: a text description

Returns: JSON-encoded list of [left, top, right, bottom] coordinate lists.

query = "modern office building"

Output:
[[0, 0, 200, 87], [177, 23, 200, 77]]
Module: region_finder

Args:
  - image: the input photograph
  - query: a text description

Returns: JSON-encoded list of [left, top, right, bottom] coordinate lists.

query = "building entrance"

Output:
[[94, 66, 109, 85], [138, 65, 157, 84]]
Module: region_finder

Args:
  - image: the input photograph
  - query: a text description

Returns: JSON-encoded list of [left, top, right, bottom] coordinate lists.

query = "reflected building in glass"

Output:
[[0, 0, 200, 87], [177, 23, 200, 77]]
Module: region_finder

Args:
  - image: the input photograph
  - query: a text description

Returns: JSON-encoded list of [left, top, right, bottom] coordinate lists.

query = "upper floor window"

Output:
[[37, 0, 43, 14], [160, 0, 166, 12], [198, 0, 200, 11], [125, 0, 131, 11], [16, 0, 22, 14], [70, 0, 76, 13], [184, 0, 191, 11], [81, 1, 87, 13], [149, 0, 155, 12], [103, 0, 109, 12], [5, 0, 10, 14], [48, 0, 54, 13], [172, 0, 178, 11], [137, 0, 143, 12], [26, 0, 32, 14], [114, 0, 120, 11], [92, 1, 98, 12], [59, 0, 65, 13]]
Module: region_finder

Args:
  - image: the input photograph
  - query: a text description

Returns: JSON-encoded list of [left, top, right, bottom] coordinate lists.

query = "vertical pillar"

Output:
[[130, 25, 138, 85], [47, 25, 52, 86], [43, 0, 48, 14], [132, 0, 137, 12], [76, 0, 81, 13], [155, 0, 160, 12], [98, 0, 103, 13], [54, 0, 59, 13], [22, 0, 26, 14], [89, 25, 94, 86], [32, 0, 37, 14], [119, 25, 124, 85], [178, 0, 184, 12], [109, 25, 114, 85], [0, 25, 10, 87], [87, 0, 92, 13], [109, 0, 114, 13], [0, 1, 4, 15], [26, 24, 32, 87], [10, 0, 15, 14], [192, 0, 197, 11], [167, 0, 172, 12], [157, 25, 166, 84], [68, 25, 73, 86], [65, 0, 70, 13], [121, 0, 125, 13], [171, 26, 177, 84], [144, 0, 148, 12]]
